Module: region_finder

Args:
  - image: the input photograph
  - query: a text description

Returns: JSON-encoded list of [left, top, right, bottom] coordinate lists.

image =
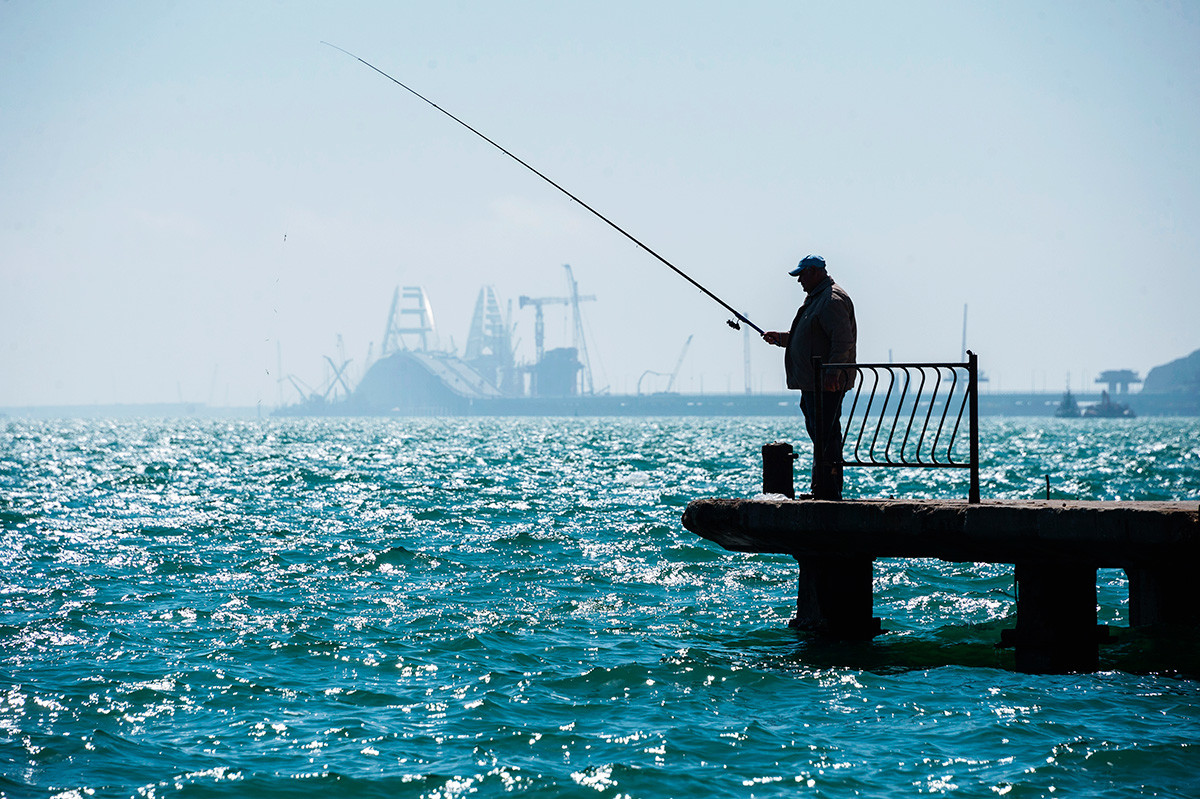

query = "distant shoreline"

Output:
[[3, 391, 1197, 419]]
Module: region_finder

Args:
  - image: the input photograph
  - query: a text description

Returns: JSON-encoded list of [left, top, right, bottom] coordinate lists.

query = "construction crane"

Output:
[[637, 334, 693, 395], [518, 270, 596, 364], [517, 295, 569, 364], [286, 374, 319, 403], [286, 354, 352, 404], [562, 264, 596, 395], [324, 355, 354, 399], [666, 334, 693, 393]]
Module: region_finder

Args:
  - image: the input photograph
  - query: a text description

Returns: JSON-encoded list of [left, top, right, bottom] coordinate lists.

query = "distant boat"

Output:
[[1055, 388, 1081, 418], [1082, 390, 1136, 418]]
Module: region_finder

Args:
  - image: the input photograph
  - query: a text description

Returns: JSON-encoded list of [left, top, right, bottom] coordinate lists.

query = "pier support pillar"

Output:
[[789, 555, 881, 639], [1126, 564, 1198, 628], [1014, 561, 1098, 673]]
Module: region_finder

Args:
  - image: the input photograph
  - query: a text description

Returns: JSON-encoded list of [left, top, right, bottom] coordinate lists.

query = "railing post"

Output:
[[968, 350, 980, 504]]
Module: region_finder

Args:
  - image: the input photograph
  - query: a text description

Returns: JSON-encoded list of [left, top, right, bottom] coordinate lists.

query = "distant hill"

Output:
[[1143, 348, 1200, 395]]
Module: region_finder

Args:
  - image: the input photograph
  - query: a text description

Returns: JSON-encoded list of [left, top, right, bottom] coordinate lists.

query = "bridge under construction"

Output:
[[273, 264, 765, 416]]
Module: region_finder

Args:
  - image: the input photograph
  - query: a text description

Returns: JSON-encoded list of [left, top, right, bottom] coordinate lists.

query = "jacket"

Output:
[[784, 276, 857, 391]]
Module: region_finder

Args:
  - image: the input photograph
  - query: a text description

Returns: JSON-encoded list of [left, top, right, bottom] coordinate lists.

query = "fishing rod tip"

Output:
[[321, 41, 355, 58]]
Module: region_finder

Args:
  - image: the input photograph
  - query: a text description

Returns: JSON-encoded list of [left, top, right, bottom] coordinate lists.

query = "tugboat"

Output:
[[1082, 390, 1136, 418], [1055, 387, 1081, 418]]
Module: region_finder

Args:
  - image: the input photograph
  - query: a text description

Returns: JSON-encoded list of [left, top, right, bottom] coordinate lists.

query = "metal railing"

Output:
[[814, 351, 980, 503]]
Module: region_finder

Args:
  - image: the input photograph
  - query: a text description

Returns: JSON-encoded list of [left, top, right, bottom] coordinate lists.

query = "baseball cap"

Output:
[[788, 255, 826, 276]]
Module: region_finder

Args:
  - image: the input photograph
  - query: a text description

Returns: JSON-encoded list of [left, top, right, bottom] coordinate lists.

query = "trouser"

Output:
[[800, 390, 845, 500]]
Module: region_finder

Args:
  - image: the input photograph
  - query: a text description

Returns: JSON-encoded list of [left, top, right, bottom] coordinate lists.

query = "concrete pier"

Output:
[[682, 497, 1200, 672]]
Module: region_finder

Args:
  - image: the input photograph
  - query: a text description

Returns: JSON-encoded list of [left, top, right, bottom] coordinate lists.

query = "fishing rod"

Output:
[[322, 42, 764, 336]]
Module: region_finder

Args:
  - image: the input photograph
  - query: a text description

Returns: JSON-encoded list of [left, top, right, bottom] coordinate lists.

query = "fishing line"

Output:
[[322, 41, 764, 336]]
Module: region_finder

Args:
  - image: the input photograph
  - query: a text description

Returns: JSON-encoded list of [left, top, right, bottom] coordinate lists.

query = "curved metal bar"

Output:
[[899, 366, 926, 464], [930, 366, 959, 464], [884, 366, 911, 465], [842, 367, 866, 459], [853, 366, 882, 464], [917, 366, 942, 463], [945, 367, 971, 465], [868, 367, 896, 464]]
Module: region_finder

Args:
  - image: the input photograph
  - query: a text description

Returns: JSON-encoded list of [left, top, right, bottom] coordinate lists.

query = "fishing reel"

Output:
[[727, 319, 740, 330]]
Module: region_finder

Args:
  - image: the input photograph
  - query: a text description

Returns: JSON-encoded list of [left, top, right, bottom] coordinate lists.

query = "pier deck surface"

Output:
[[683, 498, 1200, 566]]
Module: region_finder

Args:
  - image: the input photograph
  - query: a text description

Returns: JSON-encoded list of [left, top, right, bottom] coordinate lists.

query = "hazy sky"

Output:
[[3, 1, 1198, 407]]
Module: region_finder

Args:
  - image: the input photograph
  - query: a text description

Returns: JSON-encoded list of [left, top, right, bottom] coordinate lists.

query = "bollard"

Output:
[[762, 441, 797, 499]]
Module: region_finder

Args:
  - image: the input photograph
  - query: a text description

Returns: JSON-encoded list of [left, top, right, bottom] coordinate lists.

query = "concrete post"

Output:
[[789, 555, 881, 639], [1126, 564, 1197, 628], [1014, 561, 1098, 673]]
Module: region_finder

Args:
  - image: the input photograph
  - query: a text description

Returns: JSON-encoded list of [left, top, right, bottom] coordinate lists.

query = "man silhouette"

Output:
[[762, 255, 857, 499]]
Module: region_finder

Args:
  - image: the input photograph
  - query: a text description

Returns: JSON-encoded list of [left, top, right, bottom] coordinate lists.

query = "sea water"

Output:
[[2, 415, 1199, 798]]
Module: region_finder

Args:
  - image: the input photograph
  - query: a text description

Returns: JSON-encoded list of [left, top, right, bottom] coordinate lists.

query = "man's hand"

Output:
[[762, 331, 789, 347], [822, 369, 851, 392]]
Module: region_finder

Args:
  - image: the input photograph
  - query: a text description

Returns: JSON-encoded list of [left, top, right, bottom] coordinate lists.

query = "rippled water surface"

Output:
[[2, 416, 1199, 797]]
